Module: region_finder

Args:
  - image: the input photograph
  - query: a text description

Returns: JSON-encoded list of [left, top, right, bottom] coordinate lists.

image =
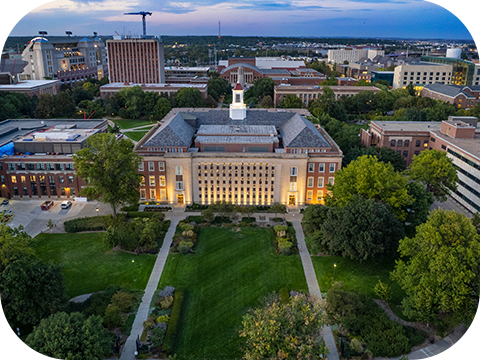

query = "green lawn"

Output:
[[158, 227, 308, 359], [33, 233, 157, 298], [124, 131, 149, 141], [311, 255, 410, 320], [114, 119, 156, 129]]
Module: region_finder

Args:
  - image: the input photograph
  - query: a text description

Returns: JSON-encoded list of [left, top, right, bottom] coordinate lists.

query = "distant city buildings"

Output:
[[327, 48, 384, 64], [361, 116, 480, 213], [19, 36, 108, 84]]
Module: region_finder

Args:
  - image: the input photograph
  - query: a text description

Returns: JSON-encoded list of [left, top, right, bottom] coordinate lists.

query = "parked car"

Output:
[[2, 199, 8, 205], [61, 201, 72, 209], [41, 201, 54, 211]]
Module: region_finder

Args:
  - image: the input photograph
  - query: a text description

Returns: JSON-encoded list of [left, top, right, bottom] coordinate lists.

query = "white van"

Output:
[[61, 200, 72, 209]]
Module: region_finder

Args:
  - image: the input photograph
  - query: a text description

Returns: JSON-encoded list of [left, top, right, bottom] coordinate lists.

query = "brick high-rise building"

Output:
[[107, 36, 165, 84]]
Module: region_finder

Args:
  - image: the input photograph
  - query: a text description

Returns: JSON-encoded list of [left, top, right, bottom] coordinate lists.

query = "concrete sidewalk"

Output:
[[286, 213, 340, 360], [120, 212, 184, 360]]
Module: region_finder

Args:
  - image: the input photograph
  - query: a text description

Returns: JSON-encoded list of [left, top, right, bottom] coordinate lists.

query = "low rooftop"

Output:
[[371, 121, 442, 133]]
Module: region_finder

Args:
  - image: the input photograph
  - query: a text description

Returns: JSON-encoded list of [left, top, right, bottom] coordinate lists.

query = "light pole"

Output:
[[96, 207, 99, 216], [333, 263, 337, 284], [132, 258, 136, 282]]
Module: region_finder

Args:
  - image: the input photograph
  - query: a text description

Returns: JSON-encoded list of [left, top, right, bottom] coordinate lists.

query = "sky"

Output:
[[1, 0, 478, 42]]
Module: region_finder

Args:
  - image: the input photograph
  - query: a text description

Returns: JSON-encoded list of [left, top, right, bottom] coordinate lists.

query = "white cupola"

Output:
[[229, 82, 246, 120]]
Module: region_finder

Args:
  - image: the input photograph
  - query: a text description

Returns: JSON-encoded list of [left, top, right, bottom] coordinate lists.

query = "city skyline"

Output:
[[1, 0, 477, 42]]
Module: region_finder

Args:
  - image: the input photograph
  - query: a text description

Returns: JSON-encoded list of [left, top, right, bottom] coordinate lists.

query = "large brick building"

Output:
[[0, 119, 108, 200], [134, 84, 343, 206], [421, 83, 480, 109], [360, 116, 480, 213]]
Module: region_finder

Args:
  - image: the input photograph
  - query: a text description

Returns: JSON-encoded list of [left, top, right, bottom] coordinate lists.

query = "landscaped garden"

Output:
[[32, 232, 157, 298], [155, 226, 308, 359]]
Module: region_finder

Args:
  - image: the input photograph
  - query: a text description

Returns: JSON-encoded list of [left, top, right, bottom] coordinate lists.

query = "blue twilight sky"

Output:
[[4, 0, 475, 40]]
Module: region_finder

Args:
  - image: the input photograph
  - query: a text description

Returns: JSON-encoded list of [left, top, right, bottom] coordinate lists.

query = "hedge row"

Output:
[[126, 211, 165, 220], [64, 216, 109, 233], [162, 289, 185, 354]]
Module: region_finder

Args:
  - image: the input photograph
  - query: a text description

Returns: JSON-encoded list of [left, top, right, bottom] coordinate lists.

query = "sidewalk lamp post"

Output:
[[333, 263, 337, 283], [132, 258, 136, 282], [96, 207, 99, 216]]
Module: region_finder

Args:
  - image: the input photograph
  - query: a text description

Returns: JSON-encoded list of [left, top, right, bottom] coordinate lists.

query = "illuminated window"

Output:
[[11, 175, 17, 183], [306, 191, 313, 201], [160, 189, 167, 199], [317, 191, 323, 202], [148, 162, 154, 171], [140, 189, 146, 199], [159, 176, 166, 186], [159, 162, 165, 171], [318, 177, 324, 187], [289, 182, 297, 191], [307, 177, 314, 187], [150, 189, 156, 199], [175, 166, 183, 175], [149, 176, 155, 186]]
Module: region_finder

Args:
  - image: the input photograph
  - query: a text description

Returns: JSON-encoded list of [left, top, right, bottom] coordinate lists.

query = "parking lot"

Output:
[[3, 199, 114, 237]]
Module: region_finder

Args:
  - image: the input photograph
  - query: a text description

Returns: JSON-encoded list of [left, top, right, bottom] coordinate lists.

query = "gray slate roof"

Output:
[[423, 83, 476, 99], [143, 113, 195, 147], [143, 109, 330, 149]]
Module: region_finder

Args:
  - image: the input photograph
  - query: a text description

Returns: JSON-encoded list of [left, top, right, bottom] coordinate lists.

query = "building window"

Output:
[[159, 162, 165, 171], [308, 163, 315, 172], [318, 177, 324, 187], [17, 163, 25, 170], [55, 164, 62, 171], [424, 140, 428, 148], [404, 140, 410, 147], [160, 189, 167, 199], [159, 176, 166, 186], [430, 137, 436, 143], [403, 151, 408, 158], [306, 191, 313, 201], [415, 140, 421, 147], [290, 167, 298, 176], [149, 176, 155, 186], [307, 177, 314, 187], [140, 176, 145, 186], [68, 176, 74, 184], [318, 163, 325, 172], [390, 140, 395, 147], [328, 177, 334, 186], [148, 162, 155, 171], [140, 189, 146, 199], [329, 163, 336, 173], [11, 175, 17, 183], [176, 181, 184, 190], [64, 164, 73, 171], [441, 144, 446, 150], [316, 190, 323, 202], [175, 166, 183, 176], [397, 140, 403, 147], [138, 162, 144, 171], [46, 163, 54, 171], [289, 182, 297, 191], [150, 189, 156, 199]]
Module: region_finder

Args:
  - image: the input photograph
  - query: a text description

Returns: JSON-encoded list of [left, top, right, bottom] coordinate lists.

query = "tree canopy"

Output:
[[239, 293, 328, 359], [0, 224, 34, 268], [72, 133, 142, 215], [343, 146, 405, 172], [409, 149, 458, 202], [325, 155, 412, 220], [321, 196, 404, 262], [0, 257, 68, 327], [278, 94, 303, 109], [25, 312, 112, 360], [391, 209, 480, 327], [176, 87, 205, 108]]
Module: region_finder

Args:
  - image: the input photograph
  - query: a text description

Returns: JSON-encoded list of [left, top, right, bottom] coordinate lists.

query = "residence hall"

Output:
[[134, 83, 343, 207], [360, 116, 480, 213], [0, 119, 107, 200]]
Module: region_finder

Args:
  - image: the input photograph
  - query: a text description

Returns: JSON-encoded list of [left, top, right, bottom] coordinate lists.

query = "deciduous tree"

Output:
[[391, 209, 480, 327], [73, 133, 142, 215], [279, 94, 303, 108], [409, 149, 458, 202], [176, 87, 204, 108]]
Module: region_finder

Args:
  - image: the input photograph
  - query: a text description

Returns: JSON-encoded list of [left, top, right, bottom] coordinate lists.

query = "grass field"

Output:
[[33, 232, 157, 298], [157, 227, 308, 359], [311, 255, 410, 320], [124, 131, 149, 141], [113, 119, 156, 129]]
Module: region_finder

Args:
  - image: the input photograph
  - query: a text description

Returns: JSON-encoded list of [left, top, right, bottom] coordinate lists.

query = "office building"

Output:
[[0, 78, 61, 97], [0, 119, 108, 200], [100, 82, 208, 99], [273, 85, 381, 108], [133, 84, 343, 206], [360, 116, 480, 213], [19, 36, 108, 84], [107, 36, 165, 84], [392, 62, 453, 90], [327, 48, 384, 64]]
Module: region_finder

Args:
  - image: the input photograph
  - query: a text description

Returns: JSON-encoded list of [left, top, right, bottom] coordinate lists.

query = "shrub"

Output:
[[279, 288, 290, 304], [156, 315, 170, 324], [279, 247, 291, 255], [350, 338, 364, 353], [178, 241, 193, 255], [149, 326, 166, 347], [64, 216, 109, 233], [374, 280, 392, 301], [180, 224, 194, 232], [126, 211, 160, 219], [143, 317, 156, 331], [160, 296, 174, 310], [121, 204, 139, 212], [159, 286, 175, 298], [274, 225, 288, 233], [162, 289, 185, 354], [182, 230, 195, 238], [103, 305, 122, 328], [111, 291, 134, 313]]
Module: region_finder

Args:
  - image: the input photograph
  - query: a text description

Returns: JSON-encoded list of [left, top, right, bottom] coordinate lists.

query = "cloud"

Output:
[[33, 0, 140, 13]]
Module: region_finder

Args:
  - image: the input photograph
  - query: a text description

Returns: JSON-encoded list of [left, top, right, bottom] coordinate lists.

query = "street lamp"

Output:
[[333, 263, 337, 284], [96, 207, 99, 216], [132, 258, 136, 282]]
